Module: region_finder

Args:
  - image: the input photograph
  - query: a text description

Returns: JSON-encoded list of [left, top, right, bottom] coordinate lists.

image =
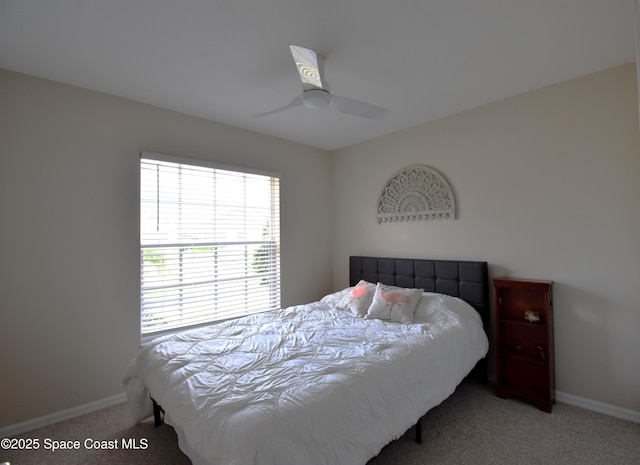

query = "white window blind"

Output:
[[140, 153, 280, 339]]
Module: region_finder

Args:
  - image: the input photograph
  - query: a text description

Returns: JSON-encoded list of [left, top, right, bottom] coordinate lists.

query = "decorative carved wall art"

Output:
[[377, 165, 456, 223]]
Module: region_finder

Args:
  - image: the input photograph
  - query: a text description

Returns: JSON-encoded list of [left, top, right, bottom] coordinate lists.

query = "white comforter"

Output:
[[124, 290, 488, 465]]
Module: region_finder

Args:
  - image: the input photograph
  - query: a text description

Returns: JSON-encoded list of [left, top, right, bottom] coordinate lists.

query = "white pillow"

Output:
[[336, 280, 377, 317], [413, 292, 443, 323], [365, 283, 424, 324]]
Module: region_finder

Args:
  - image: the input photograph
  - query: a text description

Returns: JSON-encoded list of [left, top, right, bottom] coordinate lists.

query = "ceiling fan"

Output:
[[253, 45, 389, 119]]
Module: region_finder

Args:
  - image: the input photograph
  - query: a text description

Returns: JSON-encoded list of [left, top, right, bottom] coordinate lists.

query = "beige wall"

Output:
[[0, 70, 333, 427], [331, 64, 640, 412]]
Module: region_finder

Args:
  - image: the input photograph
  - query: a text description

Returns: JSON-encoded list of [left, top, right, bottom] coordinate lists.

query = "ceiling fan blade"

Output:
[[252, 95, 303, 117], [289, 45, 325, 90], [331, 95, 389, 119]]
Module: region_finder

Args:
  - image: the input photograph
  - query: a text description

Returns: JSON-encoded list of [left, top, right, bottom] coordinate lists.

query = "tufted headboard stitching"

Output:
[[349, 256, 490, 330]]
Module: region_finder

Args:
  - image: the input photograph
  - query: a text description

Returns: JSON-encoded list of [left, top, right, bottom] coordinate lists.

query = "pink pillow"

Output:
[[337, 280, 376, 317], [365, 283, 424, 324]]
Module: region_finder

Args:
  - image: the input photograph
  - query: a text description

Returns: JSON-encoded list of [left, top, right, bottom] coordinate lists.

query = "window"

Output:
[[140, 153, 280, 340]]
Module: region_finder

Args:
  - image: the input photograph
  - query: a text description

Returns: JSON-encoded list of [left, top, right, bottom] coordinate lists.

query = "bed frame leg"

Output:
[[152, 397, 164, 427], [415, 418, 422, 444]]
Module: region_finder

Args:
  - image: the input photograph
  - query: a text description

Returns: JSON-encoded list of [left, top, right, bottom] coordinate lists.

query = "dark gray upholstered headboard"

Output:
[[349, 256, 489, 330]]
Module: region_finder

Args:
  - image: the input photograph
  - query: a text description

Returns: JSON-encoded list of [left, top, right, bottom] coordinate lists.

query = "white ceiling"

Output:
[[0, 0, 636, 151]]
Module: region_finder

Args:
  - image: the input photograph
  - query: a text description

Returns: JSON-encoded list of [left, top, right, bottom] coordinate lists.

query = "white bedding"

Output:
[[124, 290, 488, 465]]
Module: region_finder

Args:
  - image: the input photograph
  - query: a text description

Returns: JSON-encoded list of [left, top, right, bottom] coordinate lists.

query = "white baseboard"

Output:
[[487, 373, 639, 423], [0, 392, 127, 438], [555, 390, 640, 424]]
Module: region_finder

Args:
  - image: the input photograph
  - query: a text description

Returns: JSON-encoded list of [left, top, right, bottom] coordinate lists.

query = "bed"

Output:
[[124, 256, 489, 465]]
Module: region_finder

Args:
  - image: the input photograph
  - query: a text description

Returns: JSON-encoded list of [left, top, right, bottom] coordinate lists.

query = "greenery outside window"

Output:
[[140, 153, 280, 342]]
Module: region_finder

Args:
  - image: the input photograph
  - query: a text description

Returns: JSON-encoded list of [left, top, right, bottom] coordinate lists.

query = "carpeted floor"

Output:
[[4, 380, 639, 465]]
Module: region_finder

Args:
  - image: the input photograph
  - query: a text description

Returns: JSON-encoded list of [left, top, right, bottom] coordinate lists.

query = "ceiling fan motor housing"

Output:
[[302, 88, 331, 109], [252, 45, 387, 118]]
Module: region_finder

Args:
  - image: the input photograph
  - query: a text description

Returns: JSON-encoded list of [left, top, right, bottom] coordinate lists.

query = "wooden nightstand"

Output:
[[493, 278, 554, 412]]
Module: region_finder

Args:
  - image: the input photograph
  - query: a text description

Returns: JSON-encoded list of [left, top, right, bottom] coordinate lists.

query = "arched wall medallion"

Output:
[[377, 165, 456, 223]]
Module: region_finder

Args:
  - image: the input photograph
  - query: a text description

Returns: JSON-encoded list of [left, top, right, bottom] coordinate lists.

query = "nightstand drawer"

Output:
[[502, 356, 548, 390], [499, 322, 548, 362]]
